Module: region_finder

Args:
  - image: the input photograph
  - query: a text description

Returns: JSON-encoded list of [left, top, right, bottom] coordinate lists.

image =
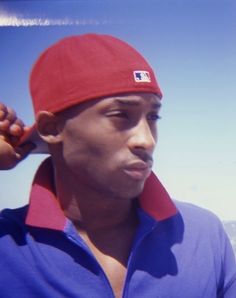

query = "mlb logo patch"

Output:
[[133, 71, 151, 83]]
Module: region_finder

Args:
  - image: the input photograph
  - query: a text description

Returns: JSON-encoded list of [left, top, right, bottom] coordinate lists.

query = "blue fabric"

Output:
[[0, 201, 235, 298]]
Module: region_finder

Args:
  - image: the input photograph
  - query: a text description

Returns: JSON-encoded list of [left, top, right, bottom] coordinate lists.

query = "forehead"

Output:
[[95, 92, 162, 109], [57, 92, 161, 119]]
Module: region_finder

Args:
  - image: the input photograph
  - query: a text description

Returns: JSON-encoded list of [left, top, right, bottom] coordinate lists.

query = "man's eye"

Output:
[[148, 114, 161, 121], [107, 111, 128, 118]]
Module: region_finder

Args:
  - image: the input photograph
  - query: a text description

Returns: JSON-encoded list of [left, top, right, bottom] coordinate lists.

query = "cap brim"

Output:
[[17, 124, 49, 154]]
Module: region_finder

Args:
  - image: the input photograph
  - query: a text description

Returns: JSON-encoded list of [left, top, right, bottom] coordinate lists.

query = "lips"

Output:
[[123, 161, 152, 181]]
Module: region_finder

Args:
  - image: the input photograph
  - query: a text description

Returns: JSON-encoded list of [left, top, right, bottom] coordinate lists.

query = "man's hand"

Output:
[[0, 103, 35, 170]]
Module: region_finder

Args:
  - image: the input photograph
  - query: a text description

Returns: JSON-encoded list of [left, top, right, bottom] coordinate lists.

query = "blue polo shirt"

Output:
[[0, 158, 236, 297]]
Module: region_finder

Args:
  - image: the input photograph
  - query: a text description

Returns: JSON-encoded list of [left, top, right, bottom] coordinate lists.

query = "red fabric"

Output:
[[30, 34, 162, 116], [26, 158, 66, 230], [140, 172, 177, 220], [26, 158, 177, 230]]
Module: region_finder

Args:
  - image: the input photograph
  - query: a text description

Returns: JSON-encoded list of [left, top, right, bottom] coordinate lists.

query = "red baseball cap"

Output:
[[19, 33, 162, 153]]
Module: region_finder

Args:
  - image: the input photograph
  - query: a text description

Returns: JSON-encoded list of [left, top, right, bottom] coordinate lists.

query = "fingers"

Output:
[[0, 103, 26, 144], [0, 104, 36, 169], [0, 132, 36, 170], [9, 119, 25, 136], [15, 142, 36, 161], [0, 103, 7, 120]]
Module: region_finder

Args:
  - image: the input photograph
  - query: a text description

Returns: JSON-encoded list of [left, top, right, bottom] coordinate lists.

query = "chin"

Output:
[[114, 181, 145, 200]]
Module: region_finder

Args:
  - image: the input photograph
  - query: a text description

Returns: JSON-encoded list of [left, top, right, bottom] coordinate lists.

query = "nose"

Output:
[[128, 118, 157, 155]]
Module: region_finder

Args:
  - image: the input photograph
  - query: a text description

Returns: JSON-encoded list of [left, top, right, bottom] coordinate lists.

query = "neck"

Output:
[[53, 162, 139, 278], [54, 166, 138, 233]]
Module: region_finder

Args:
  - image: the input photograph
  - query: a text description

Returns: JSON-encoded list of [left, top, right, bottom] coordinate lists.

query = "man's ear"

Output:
[[36, 111, 63, 144]]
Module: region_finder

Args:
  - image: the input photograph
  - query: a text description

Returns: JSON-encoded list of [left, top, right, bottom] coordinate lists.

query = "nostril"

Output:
[[131, 148, 154, 163]]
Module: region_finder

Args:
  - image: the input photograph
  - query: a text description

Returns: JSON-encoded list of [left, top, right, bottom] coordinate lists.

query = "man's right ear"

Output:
[[36, 111, 63, 144]]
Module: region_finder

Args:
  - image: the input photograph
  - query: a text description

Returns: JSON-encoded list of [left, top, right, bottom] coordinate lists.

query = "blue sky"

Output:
[[0, 0, 235, 220]]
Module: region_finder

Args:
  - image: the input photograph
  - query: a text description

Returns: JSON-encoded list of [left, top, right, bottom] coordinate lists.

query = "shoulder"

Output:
[[174, 200, 235, 263], [174, 200, 236, 293], [172, 200, 234, 256], [174, 200, 224, 230]]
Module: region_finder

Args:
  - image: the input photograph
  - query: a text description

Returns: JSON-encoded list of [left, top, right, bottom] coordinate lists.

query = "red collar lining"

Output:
[[26, 158, 177, 230]]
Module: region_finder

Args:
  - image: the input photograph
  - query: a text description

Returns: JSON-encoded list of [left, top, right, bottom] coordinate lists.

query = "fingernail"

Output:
[[10, 124, 22, 136]]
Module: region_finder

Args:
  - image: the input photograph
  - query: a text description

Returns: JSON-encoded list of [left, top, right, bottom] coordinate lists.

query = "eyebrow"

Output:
[[114, 98, 162, 109]]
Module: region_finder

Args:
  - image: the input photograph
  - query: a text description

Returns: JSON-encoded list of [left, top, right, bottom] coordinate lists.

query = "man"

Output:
[[0, 34, 235, 297]]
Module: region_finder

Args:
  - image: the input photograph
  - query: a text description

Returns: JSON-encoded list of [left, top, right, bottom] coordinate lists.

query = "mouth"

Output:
[[123, 161, 152, 181]]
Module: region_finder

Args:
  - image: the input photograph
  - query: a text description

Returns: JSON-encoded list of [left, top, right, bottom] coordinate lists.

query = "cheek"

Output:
[[151, 124, 158, 140], [62, 129, 122, 169]]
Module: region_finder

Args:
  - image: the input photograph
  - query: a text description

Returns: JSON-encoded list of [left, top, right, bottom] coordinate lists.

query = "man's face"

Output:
[[57, 92, 161, 199]]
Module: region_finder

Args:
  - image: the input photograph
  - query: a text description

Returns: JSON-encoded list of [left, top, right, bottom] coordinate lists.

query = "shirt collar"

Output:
[[26, 158, 178, 230]]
